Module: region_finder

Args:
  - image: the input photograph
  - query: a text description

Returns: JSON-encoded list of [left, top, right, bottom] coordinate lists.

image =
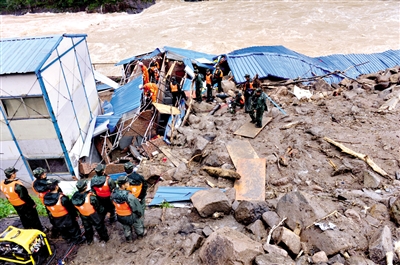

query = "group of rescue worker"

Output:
[[0, 161, 148, 245]]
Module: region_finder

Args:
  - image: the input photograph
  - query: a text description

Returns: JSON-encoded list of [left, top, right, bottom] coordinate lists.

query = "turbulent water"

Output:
[[1, 0, 399, 75]]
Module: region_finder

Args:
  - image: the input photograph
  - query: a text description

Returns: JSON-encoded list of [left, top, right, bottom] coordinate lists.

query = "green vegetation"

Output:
[[0, 197, 47, 219], [160, 200, 173, 209], [0, 0, 153, 13]]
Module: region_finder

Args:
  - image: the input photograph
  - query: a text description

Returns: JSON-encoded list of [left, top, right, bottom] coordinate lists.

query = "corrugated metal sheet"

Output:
[[226, 47, 400, 84], [115, 48, 162, 66], [0, 34, 87, 75], [164, 46, 215, 63], [149, 186, 209, 206], [110, 76, 142, 116]]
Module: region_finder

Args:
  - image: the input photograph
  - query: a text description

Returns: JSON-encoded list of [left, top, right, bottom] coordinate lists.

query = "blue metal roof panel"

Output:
[[110, 76, 142, 116], [115, 48, 162, 66], [0, 35, 63, 75], [149, 186, 209, 206], [164, 46, 216, 62], [95, 114, 121, 132]]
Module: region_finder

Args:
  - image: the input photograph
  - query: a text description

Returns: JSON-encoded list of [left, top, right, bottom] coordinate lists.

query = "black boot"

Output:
[[256, 122, 262, 128]]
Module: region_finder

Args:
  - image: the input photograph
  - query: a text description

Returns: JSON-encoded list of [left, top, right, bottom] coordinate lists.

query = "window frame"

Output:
[[0, 96, 49, 120], [27, 157, 69, 175]]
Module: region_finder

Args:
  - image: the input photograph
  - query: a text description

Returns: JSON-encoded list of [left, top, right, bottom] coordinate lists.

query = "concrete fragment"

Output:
[[254, 254, 295, 265], [312, 251, 328, 263], [363, 170, 381, 188], [272, 227, 301, 255], [182, 233, 203, 257], [262, 211, 281, 228], [368, 225, 393, 263], [199, 227, 263, 265], [276, 191, 334, 231], [234, 200, 269, 225], [202, 225, 214, 237], [247, 219, 266, 241], [345, 256, 377, 265], [263, 243, 289, 257], [172, 162, 189, 181], [191, 188, 231, 217]]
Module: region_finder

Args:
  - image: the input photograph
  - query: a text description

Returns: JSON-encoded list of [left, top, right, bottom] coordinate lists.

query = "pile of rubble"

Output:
[[71, 67, 399, 265]]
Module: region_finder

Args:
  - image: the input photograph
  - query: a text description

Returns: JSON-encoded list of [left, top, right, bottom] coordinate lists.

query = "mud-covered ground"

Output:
[[1, 73, 399, 265]]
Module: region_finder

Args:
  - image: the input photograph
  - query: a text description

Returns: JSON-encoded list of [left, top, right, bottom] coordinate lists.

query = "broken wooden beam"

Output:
[[323, 136, 391, 179]]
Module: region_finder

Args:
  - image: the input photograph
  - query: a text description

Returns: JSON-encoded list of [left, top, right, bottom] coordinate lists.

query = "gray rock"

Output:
[[312, 251, 328, 263], [254, 253, 295, 265], [263, 244, 289, 257], [202, 225, 214, 237], [262, 211, 281, 228], [247, 220, 266, 241], [343, 90, 357, 100], [265, 154, 278, 164], [363, 170, 381, 188], [199, 227, 263, 265], [182, 233, 203, 257], [389, 197, 400, 226], [368, 225, 393, 263], [172, 162, 188, 181], [345, 256, 377, 265], [204, 151, 230, 167], [272, 227, 301, 255], [234, 200, 269, 225], [276, 191, 334, 231], [188, 114, 201, 124], [224, 188, 236, 204], [191, 136, 210, 160], [328, 254, 346, 265], [191, 188, 231, 217]]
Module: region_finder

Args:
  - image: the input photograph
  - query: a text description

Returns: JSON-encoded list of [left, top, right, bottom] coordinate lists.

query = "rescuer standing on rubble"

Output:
[[111, 176, 146, 242], [243, 74, 254, 113], [72, 179, 109, 245], [124, 162, 148, 213], [90, 164, 117, 224], [0, 167, 44, 231], [32, 167, 60, 237], [249, 88, 268, 128], [44, 179, 84, 244]]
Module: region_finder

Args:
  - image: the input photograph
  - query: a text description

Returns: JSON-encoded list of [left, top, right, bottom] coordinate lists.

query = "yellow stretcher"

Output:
[[0, 226, 53, 265]]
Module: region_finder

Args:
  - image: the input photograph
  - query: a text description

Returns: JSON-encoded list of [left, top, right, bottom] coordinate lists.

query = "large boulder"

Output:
[[276, 191, 334, 230], [199, 227, 263, 265], [368, 225, 393, 263], [191, 188, 231, 217], [234, 200, 269, 225]]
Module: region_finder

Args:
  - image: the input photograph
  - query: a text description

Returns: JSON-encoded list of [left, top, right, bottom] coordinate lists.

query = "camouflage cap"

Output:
[[117, 175, 128, 186], [32, 167, 46, 179], [4, 167, 18, 177], [95, 164, 106, 174], [76, 179, 87, 191], [124, 162, 134, 171]]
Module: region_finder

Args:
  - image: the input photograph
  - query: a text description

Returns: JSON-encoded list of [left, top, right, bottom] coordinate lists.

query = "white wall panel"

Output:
[[19, 138, 63, 157], [0, 121, 13, 141], [0, 159, 32, 183], [0, 74, 42, 96], [0, 140, 20, 159], [8, 119, 57, 140]]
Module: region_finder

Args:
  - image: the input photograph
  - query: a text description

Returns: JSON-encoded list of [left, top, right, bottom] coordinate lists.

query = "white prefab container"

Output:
[[0, 34, 100, 183]]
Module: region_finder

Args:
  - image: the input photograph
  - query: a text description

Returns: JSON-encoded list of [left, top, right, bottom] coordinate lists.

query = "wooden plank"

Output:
[[159, 146, 188, 167], [226, 140, 259, 168], [153, 102, 181, 115], [234, 158, 266, 201], [234, 117, 273, 138]]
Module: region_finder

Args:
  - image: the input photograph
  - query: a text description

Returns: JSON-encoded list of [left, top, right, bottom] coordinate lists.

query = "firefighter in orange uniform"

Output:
[[72, 180, 109, 244], [43, 179, 84, 243], [111, 176, 145, 242], [141, 82, 159, 103], [205, 69, 213, 102], [0, 167, 44, 231], [90, 164, 117, 224], [138, 62, 150, 85]]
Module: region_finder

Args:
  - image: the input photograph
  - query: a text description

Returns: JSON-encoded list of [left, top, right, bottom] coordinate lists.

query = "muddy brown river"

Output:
[[1, 0, 399, 75]]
